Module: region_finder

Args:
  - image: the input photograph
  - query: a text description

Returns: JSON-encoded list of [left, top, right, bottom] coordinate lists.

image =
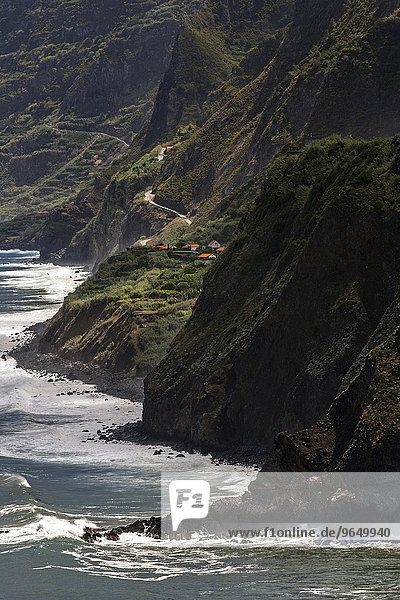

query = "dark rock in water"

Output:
[[82, 516, 161, 543]]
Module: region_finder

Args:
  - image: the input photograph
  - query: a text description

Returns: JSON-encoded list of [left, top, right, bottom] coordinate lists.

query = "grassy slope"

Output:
[[40, 249, 210, 376], [144, 0, 293, 144]]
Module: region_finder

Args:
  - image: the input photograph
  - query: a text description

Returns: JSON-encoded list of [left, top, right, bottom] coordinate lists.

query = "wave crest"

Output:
[[0, 473, 31, 488]]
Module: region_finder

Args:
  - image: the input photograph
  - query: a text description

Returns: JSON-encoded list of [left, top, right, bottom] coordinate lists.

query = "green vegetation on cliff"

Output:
[[57, 0, 398, 267], [4, 0, 400, 473], [143, 135, 400, 472], [144, 0, 293, 144], [60, 145, 168, 266], [40, 249, 209, 376]]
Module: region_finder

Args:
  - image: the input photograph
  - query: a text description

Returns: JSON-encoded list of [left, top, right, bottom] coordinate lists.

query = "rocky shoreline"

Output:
[[10, 323, 267, 469], [10, 321, 144, 401], [99, 420, 267, 468]]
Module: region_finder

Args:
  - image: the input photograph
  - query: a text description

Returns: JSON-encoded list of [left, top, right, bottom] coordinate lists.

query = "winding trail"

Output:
[[46, 124, 129, 147], [145, 190, 192, 225]]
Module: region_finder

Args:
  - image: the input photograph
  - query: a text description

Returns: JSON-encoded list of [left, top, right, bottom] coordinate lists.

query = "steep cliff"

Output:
[[40, 0, 400, 265], [59, 146, 171, 267], [144, 0, 293, 146], [61, 0, 400, 267], [266, 295, 400, 471], [143, 136, 400, 469], [152, 0, 400, 218], [59, 0, 293, 265]]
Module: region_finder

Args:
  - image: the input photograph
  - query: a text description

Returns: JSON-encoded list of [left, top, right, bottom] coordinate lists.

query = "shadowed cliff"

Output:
[[143, 136, 400, 472]]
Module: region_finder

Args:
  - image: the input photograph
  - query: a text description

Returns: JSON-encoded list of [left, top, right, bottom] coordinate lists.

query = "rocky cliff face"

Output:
[[35, 190, 105, 262], [266, 293, 400, 471], [143, 136, 400, 470], [60, 0, 400, 266], [58, 147, 171, 268], [54, 0, 292, 265], [144, 0, 293, 146], [0, 174, 106, 258], [152, 0, 400, 218]]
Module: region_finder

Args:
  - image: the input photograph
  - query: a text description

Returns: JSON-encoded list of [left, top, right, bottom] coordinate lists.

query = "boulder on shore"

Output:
[[82, 516, 161, 543]]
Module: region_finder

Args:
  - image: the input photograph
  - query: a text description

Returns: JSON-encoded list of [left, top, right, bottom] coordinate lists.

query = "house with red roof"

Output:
[[182, 244, 200, 251], [197, 253, 217, 262], [208, 240, 221, 250]]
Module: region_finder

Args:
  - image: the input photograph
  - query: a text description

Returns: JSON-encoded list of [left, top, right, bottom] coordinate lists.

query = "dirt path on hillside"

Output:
[[47, 124, 129, 147], [145, 190, 192, 225]]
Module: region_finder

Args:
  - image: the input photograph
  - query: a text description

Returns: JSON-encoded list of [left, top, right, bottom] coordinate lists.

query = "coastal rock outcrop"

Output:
[[82, 517, 161, 543]]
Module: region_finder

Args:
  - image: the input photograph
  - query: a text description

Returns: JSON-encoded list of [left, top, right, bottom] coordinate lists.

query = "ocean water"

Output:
[[0, 250, 399, 600]]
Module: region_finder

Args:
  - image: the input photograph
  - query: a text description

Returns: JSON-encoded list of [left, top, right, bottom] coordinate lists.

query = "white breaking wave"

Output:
[[1, 515, 96, 545], [0, 473, 31, 488], [0, 503, 37, 517], [0, 261, 87, 345], [0, 263, 86, 303], [0, 249, 40, 256]]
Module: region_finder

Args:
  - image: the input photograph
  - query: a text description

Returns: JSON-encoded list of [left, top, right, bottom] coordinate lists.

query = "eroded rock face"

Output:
[[143, 136, 400, 470], [265, 298, 400, 472], [82, 517, 161, 543], [59, 173, 169, 269]]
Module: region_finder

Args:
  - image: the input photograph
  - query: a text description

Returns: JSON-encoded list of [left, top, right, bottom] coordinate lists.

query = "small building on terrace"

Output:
[[196, 253, 217, 262], [182, 244, 201, 251]]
